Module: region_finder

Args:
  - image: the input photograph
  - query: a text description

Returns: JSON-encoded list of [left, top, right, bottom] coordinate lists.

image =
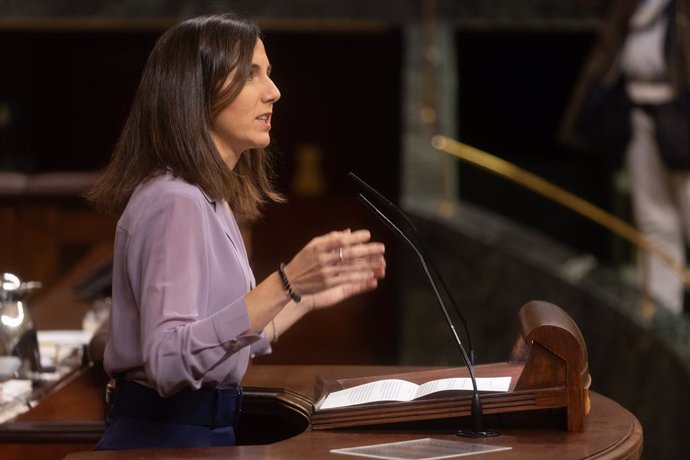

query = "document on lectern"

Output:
[[316, 376, 511, 411], [331, 438, 512, 459]]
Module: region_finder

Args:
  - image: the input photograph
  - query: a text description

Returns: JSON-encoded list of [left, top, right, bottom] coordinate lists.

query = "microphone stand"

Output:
[[348, 172, 476, 365], [356, 193, 498, 437]]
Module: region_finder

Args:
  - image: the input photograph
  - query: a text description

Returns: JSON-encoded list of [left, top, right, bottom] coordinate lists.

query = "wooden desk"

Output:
[[0, 364, 642, 460]]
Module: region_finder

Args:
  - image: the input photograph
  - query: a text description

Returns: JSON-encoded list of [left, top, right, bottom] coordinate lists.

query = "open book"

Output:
[[316, 376, 511, 411]]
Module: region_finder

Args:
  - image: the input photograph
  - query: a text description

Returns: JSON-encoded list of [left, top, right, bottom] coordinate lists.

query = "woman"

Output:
[[561, 0, 690, 315], [87, 14, 386, 449]]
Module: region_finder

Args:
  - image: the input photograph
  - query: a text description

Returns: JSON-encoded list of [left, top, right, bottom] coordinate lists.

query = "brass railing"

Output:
[[431, 135, 690, 286]]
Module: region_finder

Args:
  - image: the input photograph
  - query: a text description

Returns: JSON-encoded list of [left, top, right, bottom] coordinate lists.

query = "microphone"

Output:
[[347, 172, 476, 364], [352, 181, 498, 437]]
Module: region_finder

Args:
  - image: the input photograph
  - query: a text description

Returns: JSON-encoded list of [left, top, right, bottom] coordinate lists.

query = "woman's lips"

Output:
[[256, 113, 271, 128]]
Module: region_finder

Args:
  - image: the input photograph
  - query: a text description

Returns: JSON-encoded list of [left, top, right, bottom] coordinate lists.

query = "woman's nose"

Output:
[[266, 78, 281, 103]]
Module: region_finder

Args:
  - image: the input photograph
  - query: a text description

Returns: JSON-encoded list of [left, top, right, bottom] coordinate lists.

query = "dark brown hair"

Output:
[[88, 14, 283, 220]]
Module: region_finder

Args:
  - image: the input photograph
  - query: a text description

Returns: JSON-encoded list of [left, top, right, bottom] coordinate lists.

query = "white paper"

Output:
[[0, 379, 32, 404], [331, 437, 512, 459], [37, 330, 92, 346], [37, 330, 93, 368], [318, 376, 511, 411]]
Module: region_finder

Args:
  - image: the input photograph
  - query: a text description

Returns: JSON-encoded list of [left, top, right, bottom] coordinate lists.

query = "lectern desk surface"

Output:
[[55, 364, 642, 460]]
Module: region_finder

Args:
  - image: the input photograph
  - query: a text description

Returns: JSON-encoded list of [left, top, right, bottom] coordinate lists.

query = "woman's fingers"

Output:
[[337, 243, 385, 265], [286, 229, 386, 295], [312, 229, 374, 253], [308, 278, 381, 310]]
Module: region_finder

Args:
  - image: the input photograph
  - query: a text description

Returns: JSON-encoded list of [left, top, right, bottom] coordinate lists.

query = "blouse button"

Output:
[[229, 338, 239, 348]]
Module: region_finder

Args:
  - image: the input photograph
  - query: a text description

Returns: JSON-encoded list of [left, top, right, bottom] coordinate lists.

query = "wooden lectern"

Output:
[[311, 300, 591, 432]]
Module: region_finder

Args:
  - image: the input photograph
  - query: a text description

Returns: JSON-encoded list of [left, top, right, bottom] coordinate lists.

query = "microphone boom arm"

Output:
[[348, 172, 475, 364], [356, 192, 499, 437], [357, 194, 477, 389]]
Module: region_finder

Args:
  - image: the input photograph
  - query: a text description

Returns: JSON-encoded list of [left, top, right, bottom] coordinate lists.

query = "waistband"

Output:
[[110, 379, 243, 428], [626, 81, 674, 105]]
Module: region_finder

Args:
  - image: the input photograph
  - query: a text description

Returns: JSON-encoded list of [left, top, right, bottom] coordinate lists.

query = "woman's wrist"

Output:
[[278, 262, 302, 303], [270, 319, 279, 344]]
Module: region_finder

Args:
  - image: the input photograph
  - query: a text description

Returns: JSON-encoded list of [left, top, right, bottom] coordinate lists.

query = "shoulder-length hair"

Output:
[[88, 14, 283, 221]]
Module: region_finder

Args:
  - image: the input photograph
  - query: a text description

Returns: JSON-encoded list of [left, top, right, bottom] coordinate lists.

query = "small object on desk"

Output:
[[37, 329, 93, 369], [330, 437, 512, 459], [0, 378, 33, 424], [0, 356, 21, 381], [0, 378, 32, 404]]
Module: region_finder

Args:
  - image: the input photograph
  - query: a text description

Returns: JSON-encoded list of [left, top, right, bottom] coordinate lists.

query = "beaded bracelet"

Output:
[[278, 262, 302, 303]]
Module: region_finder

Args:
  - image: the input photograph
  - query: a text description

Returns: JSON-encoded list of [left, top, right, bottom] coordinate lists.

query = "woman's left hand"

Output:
[[303, 252, 386, 310], [283, 229, 386, 297]]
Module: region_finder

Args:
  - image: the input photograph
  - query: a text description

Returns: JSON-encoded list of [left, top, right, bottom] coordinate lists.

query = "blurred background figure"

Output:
[[561, 0, 690, 315]]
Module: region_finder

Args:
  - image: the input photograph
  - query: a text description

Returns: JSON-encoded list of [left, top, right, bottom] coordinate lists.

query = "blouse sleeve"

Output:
[[125, 190, 261, 396]]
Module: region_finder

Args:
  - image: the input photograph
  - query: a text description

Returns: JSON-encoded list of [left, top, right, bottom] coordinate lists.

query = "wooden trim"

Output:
[[0, 17, 392, 33]]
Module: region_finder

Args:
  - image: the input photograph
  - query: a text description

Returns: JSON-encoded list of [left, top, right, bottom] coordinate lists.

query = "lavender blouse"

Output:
[[103, 172, 270, 396]]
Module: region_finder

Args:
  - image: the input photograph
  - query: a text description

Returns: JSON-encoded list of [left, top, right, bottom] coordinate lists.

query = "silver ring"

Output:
[[338, 247, 344, 263]]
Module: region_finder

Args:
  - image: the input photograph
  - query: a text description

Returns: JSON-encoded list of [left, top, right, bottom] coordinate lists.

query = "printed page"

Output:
[[318, 376, 512, 411], [318, 379, 420, 410], [414, 377, 512, 399]]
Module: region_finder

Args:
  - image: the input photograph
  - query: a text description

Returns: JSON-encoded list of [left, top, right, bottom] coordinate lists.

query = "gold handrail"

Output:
[[431, 135, 690, 285]]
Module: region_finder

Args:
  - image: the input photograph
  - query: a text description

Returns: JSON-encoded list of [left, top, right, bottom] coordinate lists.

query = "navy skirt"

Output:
[[96, 379, 243, 450]]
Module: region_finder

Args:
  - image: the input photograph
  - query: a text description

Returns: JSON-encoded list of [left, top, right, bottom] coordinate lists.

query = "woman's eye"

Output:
[[247, 65, 262, 81]]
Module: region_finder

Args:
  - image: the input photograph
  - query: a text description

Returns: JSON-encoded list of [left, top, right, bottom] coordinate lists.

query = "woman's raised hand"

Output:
[[283, 229, 386, 308]]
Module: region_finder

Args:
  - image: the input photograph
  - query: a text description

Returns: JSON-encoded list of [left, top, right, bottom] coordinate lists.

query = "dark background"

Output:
[[0, 24, 611, 364]]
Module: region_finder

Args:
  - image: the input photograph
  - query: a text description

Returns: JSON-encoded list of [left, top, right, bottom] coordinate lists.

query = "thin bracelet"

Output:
[[278, 262, 302, 303], [271, 319, 279, 344]]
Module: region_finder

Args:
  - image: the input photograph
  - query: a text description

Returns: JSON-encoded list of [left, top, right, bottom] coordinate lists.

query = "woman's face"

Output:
[[211, 39, 281, 169]]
